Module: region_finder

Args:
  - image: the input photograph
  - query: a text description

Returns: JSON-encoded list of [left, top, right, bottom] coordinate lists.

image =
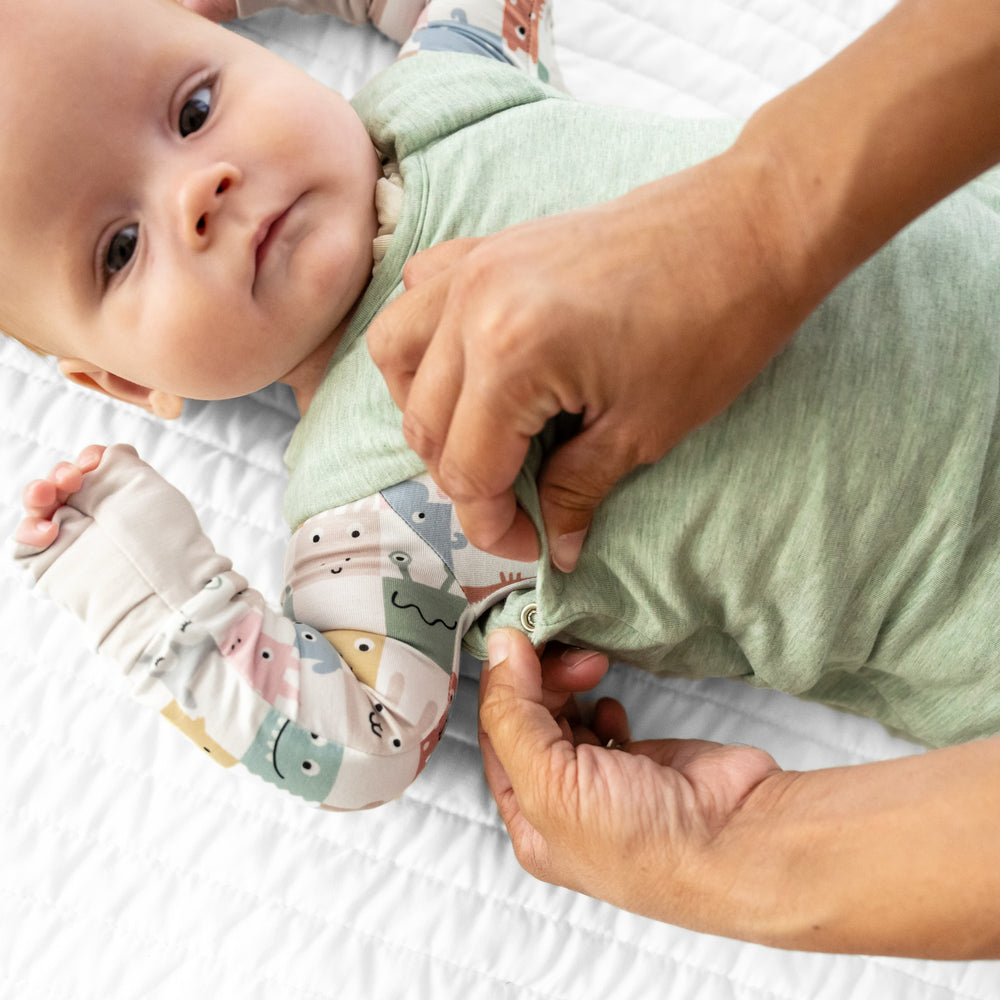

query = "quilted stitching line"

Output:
[[0, 811, 567, 1000], [0, 886, 356, 1000], [2, 664, 957, 1000], [0, 666, 752, 994], [0, 351, 292, 478]]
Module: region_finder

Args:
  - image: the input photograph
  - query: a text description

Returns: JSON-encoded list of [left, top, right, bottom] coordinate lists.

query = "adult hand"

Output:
[[369, 152, 812, 570], [368, 0, 1000, 572], [478, 627, 782, 932], [533, 642, 610, 720], [480, 628, 1000, 957]]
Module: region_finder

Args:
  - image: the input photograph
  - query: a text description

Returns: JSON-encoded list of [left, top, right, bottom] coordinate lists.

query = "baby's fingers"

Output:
[[74, 444, 106, 474], [21, 477, 65, 519], [14, 515, 59, 549], [16, 475, 75, 549], [16, 447, 105, 547], [26, 446, 105, 513], [32, 463, 85, 510]]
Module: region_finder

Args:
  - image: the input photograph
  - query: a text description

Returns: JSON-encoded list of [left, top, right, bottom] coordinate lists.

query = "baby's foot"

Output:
[[16, 445, 106, 549]]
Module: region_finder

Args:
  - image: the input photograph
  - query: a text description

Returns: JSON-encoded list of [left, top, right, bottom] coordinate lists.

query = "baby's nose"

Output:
[[179, 162, 242, 248]]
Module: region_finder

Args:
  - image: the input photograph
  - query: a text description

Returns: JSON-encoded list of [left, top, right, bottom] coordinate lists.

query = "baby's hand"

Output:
[[178, 0, 238, 23], [16, 445, 106, 550]]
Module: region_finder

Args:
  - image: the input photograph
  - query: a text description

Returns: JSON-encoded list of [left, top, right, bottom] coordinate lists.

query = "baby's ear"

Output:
[[57, 359, 184, 420]]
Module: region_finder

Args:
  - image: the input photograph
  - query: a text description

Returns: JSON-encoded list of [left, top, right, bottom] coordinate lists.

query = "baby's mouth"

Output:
[[253, 202, 295, 283]]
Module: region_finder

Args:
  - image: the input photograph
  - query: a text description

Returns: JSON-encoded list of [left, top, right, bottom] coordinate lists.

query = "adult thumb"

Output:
[[480, 629, 561, 811], [539, 428, 640, 573]]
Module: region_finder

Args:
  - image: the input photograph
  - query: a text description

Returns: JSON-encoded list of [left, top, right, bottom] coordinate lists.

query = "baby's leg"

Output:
[[229, 0, 431, 43], [401, 0, 562, 89], [367, 0, 432, 43]]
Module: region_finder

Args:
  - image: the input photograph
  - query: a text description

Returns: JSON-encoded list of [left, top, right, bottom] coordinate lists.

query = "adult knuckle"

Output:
[[400, 253, 427, 288], [543, 475, 605, 513], [365, 314, 395, 366], [479, 682, 508, 730], [400, 409, 444, 464], [434, 457, 491, 504]]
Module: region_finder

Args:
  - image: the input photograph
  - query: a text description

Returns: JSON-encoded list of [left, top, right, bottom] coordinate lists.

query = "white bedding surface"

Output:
[[2, 2, 998, 997]]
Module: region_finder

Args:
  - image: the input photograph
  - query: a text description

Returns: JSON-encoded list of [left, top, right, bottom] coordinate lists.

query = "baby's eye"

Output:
[[179, 85, 212, 137], [105, 224, 138, 276]]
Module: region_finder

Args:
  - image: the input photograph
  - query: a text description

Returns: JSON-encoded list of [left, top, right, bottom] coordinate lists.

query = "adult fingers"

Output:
[[539, 416, 657, 572], [428, 327, 561, 557], [366, 269, 454, 414], [366, 238, 482, 412], [452, 495, 540, 562], [539, 645, 610, 695], [409, 335, 542, 559], [591, 697, 631, 747], [479, 629, 571, 831], [389, 304, 540, 561], [538, 645, 610, 716], [401, 237, 483, 288], [370, 271, 540, 558]]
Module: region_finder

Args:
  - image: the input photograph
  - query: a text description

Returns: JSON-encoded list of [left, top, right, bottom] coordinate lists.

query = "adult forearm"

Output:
[[736, 0, 1000, 306], [707, 738, 1000, 957]]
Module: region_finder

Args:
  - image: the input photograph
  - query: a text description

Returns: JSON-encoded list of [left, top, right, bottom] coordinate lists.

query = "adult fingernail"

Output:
[[550, 529, 586, 573], [560, 648, 602, 670], [487, 630, 511, 671]]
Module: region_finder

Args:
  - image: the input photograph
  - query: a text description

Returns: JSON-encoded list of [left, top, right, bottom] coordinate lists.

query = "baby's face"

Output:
[[0, 0, 380, 403]]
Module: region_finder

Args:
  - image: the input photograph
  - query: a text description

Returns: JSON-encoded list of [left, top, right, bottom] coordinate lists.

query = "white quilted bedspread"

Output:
[[3, 2, 999, 998]]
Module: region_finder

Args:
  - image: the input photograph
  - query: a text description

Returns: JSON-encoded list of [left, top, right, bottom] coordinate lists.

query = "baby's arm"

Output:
[[12, 445, 458, 810]]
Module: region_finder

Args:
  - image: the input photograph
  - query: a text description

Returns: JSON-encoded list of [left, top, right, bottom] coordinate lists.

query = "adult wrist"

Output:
[[701, 744, 1000, 957], [679, 769, 822, 949], [727, 103, 860, 323], [732, 0, 1000, 319]]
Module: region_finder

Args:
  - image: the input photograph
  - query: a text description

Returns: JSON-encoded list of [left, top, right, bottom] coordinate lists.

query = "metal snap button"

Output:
[[519, 603, 537, 633]]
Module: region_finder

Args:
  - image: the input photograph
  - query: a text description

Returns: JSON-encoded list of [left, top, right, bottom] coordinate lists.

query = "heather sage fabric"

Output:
[[285, 53, 1000, 746]]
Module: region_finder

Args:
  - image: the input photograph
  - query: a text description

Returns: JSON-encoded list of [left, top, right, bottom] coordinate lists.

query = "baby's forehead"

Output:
[[3, 2, 171, 120], [0, 0, 189, 348], [1, 0, 212, 170], [6, 0, 161, 61], [4, 0, 209, 93]]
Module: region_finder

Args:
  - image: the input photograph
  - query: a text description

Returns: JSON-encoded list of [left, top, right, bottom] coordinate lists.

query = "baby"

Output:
[[8, 0, 1000, 811]]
